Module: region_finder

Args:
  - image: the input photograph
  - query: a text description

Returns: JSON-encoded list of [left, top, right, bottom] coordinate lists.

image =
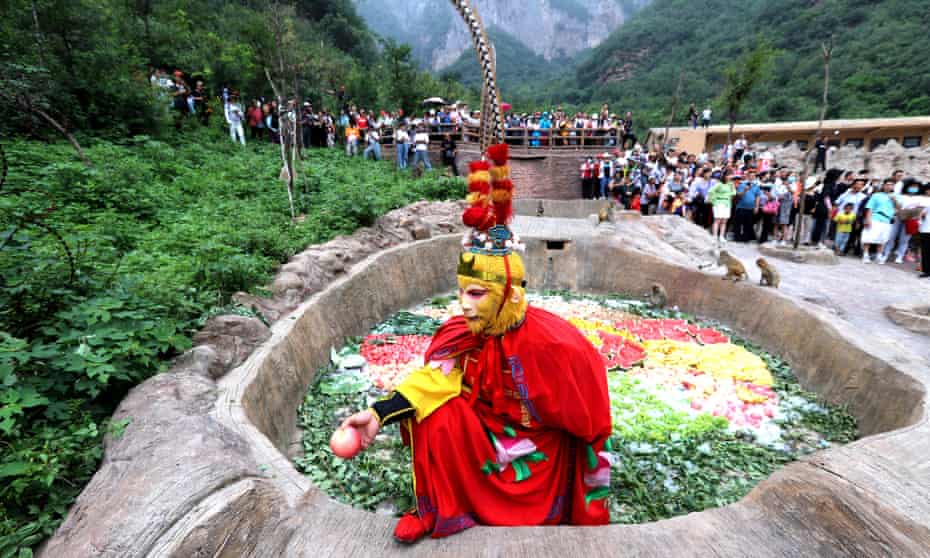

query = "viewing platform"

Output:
[[378, 124, 621, 199], [379, 123, 629, 154]]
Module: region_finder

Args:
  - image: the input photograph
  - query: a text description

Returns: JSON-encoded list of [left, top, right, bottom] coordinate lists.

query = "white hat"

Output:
[[805, 176, 818, 188]]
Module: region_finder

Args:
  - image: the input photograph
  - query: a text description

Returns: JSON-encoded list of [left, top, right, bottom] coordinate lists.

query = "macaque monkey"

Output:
[[647, 282, 668, 308], [756, 258, 780, 288], [718, 250, 748, 282]]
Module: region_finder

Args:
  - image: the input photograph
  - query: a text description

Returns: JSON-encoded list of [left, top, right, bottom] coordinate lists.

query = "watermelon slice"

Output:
[[694, 328, 729, 345], [598, 331, 646, 369]]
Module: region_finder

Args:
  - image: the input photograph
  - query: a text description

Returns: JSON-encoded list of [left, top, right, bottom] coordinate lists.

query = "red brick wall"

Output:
[[458, 147, 588, 200]]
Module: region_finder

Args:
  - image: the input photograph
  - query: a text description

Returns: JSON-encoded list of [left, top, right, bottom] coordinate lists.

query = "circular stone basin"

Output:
[[42, 234, 930, 557], [216, 235, 927, 556], [297, 293, 857, 523]]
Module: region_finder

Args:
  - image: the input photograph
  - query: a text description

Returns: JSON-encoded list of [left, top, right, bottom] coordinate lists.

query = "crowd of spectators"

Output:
[[581, 141, 930, 278], [150, 70, 929, 278]]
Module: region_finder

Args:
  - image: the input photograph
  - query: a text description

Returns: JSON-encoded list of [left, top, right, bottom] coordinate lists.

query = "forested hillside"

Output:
[[0, 2, 472, 554], [0, 0, 471, 137], [439, 26, 574, 103], [513, 0, 930, 125]]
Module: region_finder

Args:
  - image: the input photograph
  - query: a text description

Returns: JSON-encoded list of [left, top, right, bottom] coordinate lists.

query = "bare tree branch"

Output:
[[0, 90, 92, 167]]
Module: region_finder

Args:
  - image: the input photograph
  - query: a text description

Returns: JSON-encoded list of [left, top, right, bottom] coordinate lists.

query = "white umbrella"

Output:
[[422, 97, 447, 105]]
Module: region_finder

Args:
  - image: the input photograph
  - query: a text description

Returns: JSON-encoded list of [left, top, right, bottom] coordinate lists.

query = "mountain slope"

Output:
[[569, 0, 930, 124], [439, 26, 574, 100], [354, 0, 652, 70]]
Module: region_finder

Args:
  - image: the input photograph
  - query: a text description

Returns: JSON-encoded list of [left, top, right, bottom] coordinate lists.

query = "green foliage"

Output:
[[443, 26, 575, 106], [609, 427, 791, 523], [0, 129, 463, 556], [0, 0, 471, 138], [516, 0, 930, 128], [719, 38, 778, 133], [296, 376, 414, 513], [370, 312, 443, 336]]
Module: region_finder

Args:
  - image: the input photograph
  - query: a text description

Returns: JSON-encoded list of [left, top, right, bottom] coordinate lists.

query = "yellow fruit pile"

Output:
[[641, 340, 773, 386]]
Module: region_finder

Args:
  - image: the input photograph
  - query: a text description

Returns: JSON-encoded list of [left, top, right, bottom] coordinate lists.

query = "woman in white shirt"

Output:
[[411, 128, 432, 171]]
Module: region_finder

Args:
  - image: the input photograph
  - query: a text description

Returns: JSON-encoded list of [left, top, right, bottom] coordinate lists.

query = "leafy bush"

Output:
[[0, 128, 463, 556]]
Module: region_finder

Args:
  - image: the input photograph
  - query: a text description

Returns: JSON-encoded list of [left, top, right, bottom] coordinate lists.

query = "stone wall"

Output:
[[451, 141, 930, 203], [766, 141, 930, 181]]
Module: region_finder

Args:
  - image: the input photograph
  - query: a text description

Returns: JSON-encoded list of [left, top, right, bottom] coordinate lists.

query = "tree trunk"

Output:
[[727, 113, 735, 149], [793, 40, 832, 250], [31, 0, 46, 68], [663, 71, 684, 151], [9, 94, 92, 167], [264, 66, 296, 221]]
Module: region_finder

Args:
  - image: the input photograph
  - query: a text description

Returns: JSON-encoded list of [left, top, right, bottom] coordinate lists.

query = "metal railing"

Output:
[[374, 124, 625, 154]]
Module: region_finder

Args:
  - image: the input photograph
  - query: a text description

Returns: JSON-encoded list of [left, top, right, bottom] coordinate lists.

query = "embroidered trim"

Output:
[[416, 495, 436, 516], [586, 444, 598, 470], [431, 345, 458, 359], [584, 486, 610, 508], [544, 495, 565, 522], [506, 355, 541, 422], [433, 513, 478, 537]]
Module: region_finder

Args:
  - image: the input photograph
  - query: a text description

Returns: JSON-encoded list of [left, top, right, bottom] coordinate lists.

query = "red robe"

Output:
[[402, 306, 613, 538]]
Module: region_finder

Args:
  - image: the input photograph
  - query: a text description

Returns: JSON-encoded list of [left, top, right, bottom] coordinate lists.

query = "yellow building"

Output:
[[649, 116, 930, 154]]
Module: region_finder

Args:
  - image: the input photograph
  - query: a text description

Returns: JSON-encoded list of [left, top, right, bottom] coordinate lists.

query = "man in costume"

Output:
[[340, 144, 614, 543]]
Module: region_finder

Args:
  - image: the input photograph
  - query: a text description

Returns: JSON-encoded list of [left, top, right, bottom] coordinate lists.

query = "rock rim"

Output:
[[885, 303, 930, 337], [40, 208, 930, 557], [758, 241, 839, 265]]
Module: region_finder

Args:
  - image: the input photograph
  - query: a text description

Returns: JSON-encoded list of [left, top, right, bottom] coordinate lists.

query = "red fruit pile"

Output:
[[614, 319, 729, 345], [360, 335, 432, 366], [597, 331, 647, 369]]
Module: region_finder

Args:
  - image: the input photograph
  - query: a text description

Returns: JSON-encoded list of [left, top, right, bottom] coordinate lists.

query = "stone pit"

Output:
[[41, 215, 930, 557]]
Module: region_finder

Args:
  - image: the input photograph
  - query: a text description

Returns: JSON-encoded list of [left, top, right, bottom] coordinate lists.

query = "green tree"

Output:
[[719, 37, 778, 144], [382, 39, 419, 116]]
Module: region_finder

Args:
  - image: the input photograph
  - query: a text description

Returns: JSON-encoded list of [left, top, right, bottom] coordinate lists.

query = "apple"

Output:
[[330, 426, 362, 459]]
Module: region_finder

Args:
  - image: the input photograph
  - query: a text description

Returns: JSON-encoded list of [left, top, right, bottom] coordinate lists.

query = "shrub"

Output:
[[0, 128, 463, 556]]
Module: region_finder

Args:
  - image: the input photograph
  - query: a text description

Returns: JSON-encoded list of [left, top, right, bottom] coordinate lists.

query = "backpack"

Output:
[[855, 194, 873, 225]]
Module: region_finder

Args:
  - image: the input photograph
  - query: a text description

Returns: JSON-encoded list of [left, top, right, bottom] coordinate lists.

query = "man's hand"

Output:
[[340, 410, 381, 450]]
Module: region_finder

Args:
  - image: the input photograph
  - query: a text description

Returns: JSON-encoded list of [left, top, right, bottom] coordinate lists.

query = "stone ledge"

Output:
[[885, 304, 930, 336], [758, 242, 839, 265], [515, 198, 610, 219]]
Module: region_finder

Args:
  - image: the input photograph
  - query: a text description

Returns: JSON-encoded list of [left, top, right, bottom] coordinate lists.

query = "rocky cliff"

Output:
[[354, 0, 652, 70]]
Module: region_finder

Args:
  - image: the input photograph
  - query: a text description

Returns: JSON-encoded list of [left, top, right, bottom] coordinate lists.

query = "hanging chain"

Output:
[[449, 0, 504, 152]]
